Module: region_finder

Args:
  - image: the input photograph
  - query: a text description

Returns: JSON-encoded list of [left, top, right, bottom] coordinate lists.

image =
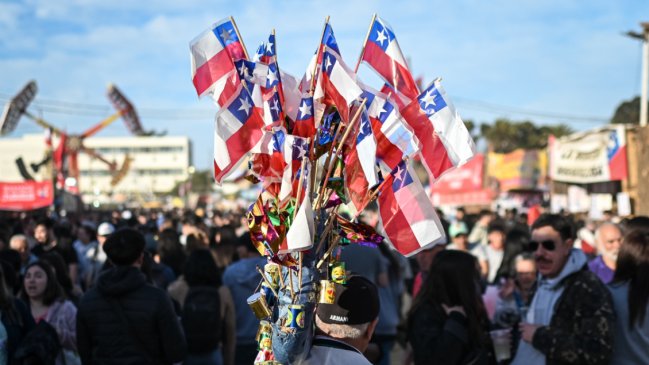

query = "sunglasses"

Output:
[[529, 239, 556, 251]]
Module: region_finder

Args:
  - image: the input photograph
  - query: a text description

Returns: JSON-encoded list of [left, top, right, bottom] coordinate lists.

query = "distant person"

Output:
[[32, 219, 79, 290], [303, 275, 380, 365], [76, 228, 186, 364], [608, 230, 649, 364], [494, 228, 531, 283], [83, 222, 114, 289], [72, 225, 97, 286], [494, 253, 537, 329], [182, 249, 236, 365], [473, 223, 506, 283], [407, 250, 493, 365], [468, 210, 492, 246], [0, 262, 35, 363], [411, 244, 445, 298], [9, 234, 37, 275], [222, 235, 266, 365], [511, 214, 615, 365], [588, 222, 623, 284], [21, 261, 79, 364]]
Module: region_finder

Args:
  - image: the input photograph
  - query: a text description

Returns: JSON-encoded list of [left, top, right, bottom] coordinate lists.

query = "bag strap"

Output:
[[104, 296, 154, 363]]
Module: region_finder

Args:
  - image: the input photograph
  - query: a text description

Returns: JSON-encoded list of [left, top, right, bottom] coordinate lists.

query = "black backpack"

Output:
[[14, 320, 62, 365], [181, 286, 222, 353]]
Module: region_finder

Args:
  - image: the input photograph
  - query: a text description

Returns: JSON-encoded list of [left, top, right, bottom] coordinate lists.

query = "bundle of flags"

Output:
[[189, 14, 476, 257]]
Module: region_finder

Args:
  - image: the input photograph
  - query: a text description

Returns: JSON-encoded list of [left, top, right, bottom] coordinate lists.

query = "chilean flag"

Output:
[[279, 135, 311, 204], [378, 160, 446, 257], [401, 80, 476, 181], [320, 47, 363, 122], [213, 85, 264, 183], [190, 24, 239, 105], [250, 127, 287, 182], [213, 18, 247, 61], [345, 105, 378, 213], [293, 95, 316, 139], [362, 88, 419, 170], [361, 16, 419, 100]]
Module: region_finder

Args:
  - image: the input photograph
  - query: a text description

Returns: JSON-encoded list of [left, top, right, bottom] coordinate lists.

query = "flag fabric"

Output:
[[279, 135, 310, 203], [361, 16, 419, 100], [320, 47, 363, 122], [362, 88, 419, 170], [292, 95, 316, 139], [344, 105, 378, 213], [378, 160, 446, 257], [401, 80, 475, 181], [300, 22, 341, 93], [234, 59, 269, 86], [250, 127, 287, 182], [213, 18, 247, 61], [190, 25, 238, 103], [380, 83, 410, 109], [280, 160, 314, 253], [213, 85, 265, 183]]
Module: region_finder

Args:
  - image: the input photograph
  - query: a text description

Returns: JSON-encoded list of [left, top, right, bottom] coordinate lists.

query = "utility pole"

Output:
[[626, 22, 649, 126]]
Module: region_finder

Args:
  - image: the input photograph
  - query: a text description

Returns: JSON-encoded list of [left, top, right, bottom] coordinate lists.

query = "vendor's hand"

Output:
[[442, 304, 465, 316], [519, 323, 541, 343], [498, 278, 515, 300]]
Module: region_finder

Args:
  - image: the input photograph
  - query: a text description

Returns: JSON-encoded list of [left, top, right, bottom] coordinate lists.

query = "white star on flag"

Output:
[[420, 89, 437, 109], [324, 55, 333, 73], [238, 97, 252, 116], [298, 101, 311, 118], [270, 99, 280, 115], [220, 28, 232, 42], [296, 143, 307, 160], [238, 63, 249, 79], [266, 41, 273, 53], [267, 69, 278, 84], [376, 28, 388, 46]]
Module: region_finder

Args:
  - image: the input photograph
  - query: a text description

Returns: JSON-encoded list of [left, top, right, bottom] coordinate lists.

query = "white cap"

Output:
[[121, 210, 133, 220], [97, 222, 115, 236]]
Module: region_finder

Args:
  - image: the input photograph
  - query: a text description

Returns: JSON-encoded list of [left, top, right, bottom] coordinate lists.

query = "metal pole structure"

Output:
[[640, 23, 649, 126]]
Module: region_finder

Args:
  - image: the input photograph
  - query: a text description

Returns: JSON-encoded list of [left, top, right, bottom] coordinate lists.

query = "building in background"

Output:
[[0, 134, 191, 205]]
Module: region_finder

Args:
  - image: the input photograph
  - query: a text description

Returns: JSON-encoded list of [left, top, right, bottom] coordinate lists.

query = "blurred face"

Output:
[[34, 225, 49, 244], [515, 259, 537, 290], [531, 226, 572, 279], [97, 235, 108, 245], [597, 225, 622, 262], [452, 234, 468, 248], [10, 238, 30, 261], [488, 231, 505, 250], [24, 266, 48, 300]]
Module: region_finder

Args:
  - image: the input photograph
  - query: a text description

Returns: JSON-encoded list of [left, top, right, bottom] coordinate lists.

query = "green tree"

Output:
[[480, 118, 572, 153], [169, 169, 213, 196], [611, 96, 649, 124], [463, 119, 480, 144]]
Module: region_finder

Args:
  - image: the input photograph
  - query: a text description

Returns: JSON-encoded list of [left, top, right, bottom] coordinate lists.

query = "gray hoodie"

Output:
[[511, 249, 588, 365]]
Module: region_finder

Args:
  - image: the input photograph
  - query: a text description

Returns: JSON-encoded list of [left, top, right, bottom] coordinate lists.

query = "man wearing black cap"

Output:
[[302, 275, 380, 365], [76, 228, 186, 364]]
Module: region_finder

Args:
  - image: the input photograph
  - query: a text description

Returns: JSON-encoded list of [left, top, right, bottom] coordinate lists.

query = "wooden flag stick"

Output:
[[319, 120, 344, 186], [293, 157, 308, 220], [316, 236, 341, 269], [314, 206, 339, 255], [354, 13, 377, 73], [255, 266, 279, 298], [229, 16, 250, 60], [352, 156, 409, 220], [315, 98, 367, 209], [310, 16, 331, 93]]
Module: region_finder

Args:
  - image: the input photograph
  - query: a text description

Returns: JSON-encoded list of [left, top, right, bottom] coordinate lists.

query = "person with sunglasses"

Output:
[[511, 214, 615, 365]]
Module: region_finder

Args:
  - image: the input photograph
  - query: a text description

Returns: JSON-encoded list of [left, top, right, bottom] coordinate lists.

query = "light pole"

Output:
[[626, 22, 649, 127]]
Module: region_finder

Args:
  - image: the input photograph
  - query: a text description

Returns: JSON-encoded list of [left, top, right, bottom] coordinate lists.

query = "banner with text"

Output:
[[549, 125, 627, 184], [0, 181, 54, 211], [487, 149, 547, 191]]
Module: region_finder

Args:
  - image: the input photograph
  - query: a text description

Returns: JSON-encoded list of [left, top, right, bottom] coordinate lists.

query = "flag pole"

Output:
[[310, 16, 331, 93], [230, 16, 250, 60], [354, 13, 376, 73], [315, 98, 367, 210], [353, 156, 410, 219]]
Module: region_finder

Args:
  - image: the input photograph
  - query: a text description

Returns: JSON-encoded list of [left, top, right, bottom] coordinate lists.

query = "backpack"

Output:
[[13, 320, 62, 365], [181, 286, 222, 353]]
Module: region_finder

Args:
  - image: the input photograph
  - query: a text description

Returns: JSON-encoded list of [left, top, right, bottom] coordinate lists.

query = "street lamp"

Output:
[[625, 22, 649, 127]]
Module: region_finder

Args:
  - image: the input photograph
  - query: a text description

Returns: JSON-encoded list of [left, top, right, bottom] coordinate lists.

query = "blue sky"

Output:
[[1, 0, 647, 169]]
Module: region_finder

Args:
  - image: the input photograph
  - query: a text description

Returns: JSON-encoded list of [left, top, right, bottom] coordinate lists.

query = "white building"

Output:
[[0, 133, 191, 203]]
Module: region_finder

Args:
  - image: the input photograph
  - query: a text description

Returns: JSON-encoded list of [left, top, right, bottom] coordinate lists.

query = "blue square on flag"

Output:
[[227, 91, 254, 123], [213, 22, 239, 47], [392, 163, 413, 191], [418, 86, 447, 117], [369, 19, 395, 51]]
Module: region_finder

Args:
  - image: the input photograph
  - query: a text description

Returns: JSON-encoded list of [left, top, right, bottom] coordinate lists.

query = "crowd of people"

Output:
[[0, 205, 647, 365]]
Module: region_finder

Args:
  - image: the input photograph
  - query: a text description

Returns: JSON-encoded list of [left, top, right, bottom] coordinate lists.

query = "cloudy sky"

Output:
[[1, 1, 646, 168]]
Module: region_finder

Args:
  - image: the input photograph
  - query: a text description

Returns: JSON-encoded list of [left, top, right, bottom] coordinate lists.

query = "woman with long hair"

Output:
[[407, 250, 493, 365], [609, 229, 649, 364], [20, 261, 79, 365], [0, 261, 34, 363], [182, 249, 235, 365]]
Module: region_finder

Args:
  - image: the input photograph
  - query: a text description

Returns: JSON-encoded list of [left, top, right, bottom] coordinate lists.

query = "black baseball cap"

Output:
[[317, 275, 380, 325]]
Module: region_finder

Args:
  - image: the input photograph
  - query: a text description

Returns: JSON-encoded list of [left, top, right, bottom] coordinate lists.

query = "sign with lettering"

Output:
[[0, 181, 53, 211]]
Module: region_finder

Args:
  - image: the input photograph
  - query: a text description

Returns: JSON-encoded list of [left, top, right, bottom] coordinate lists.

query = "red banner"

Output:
[[0, 181, 54, 211], [431, 154, 484, 193]]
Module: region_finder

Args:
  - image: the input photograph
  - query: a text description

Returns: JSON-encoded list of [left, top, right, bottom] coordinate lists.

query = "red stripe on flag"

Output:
[[214, 111, 264, 183], [363, 41, 419, 100], [369, 117, 404, 170], [379, 183, 422, 256], [225, 42, 246, 61], [401, 102, 454, 179], [193, 50, 234, 96], [609, 145, 628, 181]]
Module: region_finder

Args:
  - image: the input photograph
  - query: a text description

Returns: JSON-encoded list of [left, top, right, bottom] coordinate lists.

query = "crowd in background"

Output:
[[0, 204, 647, 365]]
